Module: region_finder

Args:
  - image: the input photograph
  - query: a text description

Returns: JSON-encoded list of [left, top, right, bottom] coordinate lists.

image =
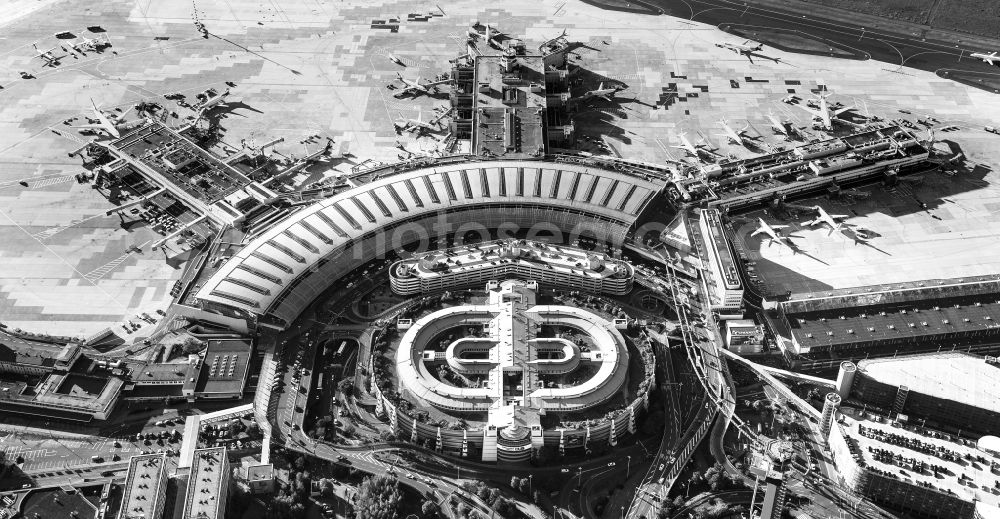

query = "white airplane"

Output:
[[971, 51, 999, 66], [575, 82, 625, 103], [484, 23, 503, 48], [673, 132, 708, 157], [751, 218, 793, 246], [393, 73, 450, 97], [64, 32, 108, 56], [394, 109, 439, 134], [716, 118, 749, 146], [804, 206, 848, 234], [387, 53, 405, 66], [69, 99, 135, 138], [716, 39, 763, 56], [32, 43, 60, 66], [796, 92, 852, 131], [197, 89, 232, 112], [766, 112, 789, 135], [540, 29, 568, 52]]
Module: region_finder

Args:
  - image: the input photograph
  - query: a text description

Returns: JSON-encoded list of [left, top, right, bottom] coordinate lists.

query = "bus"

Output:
[[316, 376, 323, 392], [335, 341, 347, 358]]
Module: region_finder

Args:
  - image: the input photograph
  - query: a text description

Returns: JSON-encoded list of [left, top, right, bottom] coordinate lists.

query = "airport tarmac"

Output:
[[0, 0, 999, 335], [732, 130, 1000, 294]]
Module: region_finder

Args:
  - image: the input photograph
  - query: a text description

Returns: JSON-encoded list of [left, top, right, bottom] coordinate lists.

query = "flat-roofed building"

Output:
[[697, 209, 743, 316], [246, 464, 274, 494], [119, 452, 168, 519], [776, 277, 1000, 355], [181, 447, 230, 519], [829, 413, 1000, 519], [838, 352, 1000, 436], [390, 239, 633, 296]]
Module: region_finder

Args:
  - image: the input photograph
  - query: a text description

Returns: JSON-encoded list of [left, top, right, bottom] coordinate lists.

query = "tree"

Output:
[[339, 377, 355, 397], [355, 474, 402, 519], [380, 430, 397, 442], [321, 478, 335, 497], [342, 423, 357, 437], [421, 500, 439, 518], [181, 336, 204, 355], [517, 478, 529, 494], [294, 455, 306, 471], [533, 444, 555, 465], [510, 476, 521, 489], [457, 502, 470, 518]]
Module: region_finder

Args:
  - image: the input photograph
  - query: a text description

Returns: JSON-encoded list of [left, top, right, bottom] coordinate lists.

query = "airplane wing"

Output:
[[750, 228, 764, 237], [804, 219, 821, 226], [795, 104, 819, 115], [770, 224, 789, 229], [68, 123, 105, 131], [829, 214, 848, 219], [63, 44, 82, 57], [599, 94, 613, 102], [833, 106, 853, 115]]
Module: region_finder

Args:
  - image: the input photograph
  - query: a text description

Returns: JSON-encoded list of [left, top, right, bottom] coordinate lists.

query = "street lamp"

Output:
[[528, 474, 533, 496], [626, 455, 631, 479], [576, 466, 583, 489]]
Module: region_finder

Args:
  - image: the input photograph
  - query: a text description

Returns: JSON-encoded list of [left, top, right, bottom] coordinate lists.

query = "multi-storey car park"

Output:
[[374, 279, 656, 463], [390, 239, 633, 296], [835, 352, 1000, 437], [827, 409, 1000, 519], [389, 280, 633, 462]]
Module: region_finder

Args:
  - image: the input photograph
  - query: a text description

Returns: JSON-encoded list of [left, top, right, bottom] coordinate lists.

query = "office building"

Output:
[[181, 447, 230, 519], [119, 453, 169, 519]]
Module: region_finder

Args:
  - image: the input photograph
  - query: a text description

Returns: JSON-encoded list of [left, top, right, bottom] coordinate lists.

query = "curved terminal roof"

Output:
[[196, 160, 661, 324]]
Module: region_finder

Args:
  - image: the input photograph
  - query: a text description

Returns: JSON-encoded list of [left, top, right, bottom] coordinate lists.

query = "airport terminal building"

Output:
[[775, 277, 1000, 356], [194, 160, 662, 330]]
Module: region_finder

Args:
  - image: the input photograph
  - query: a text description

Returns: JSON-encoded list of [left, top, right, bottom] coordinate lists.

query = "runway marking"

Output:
[[82, 241, 148, 282], [32, 212, 107, 240]]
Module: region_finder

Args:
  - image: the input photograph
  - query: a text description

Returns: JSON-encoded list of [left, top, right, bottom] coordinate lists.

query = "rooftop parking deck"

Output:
[[846, 413, 1000, 514]]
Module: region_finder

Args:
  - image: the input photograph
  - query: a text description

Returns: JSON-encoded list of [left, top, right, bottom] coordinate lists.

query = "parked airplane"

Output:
[[717, 118, 749, 146], [484, 23, 504, 48], [574, 82, 625, 103], [197, 89, 232, 112], [716, 39, 763, 56], [766, 112, 789, 135], [797, 92, 852, 131], [751, 218, 795, 247], [69, 99, 138, 138], [971, 51, 999, 66], [804, 206, 848, 234], [540, 29, 568, 53], [673, 132, 709, 157], [393, 73, 450, 97], [32, 43, 60, 66], [65, 32, 109, 56], [394, 110, 439, 135]]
